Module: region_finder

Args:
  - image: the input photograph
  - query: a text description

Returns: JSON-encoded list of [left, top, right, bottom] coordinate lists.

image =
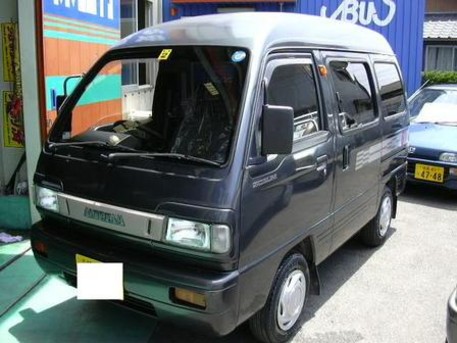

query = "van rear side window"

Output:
[[267, 63, 320, 141], [330, 61, 376, 130], [374, 63, 406, 117]]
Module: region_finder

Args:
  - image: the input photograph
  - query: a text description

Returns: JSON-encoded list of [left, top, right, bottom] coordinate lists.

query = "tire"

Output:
[[249, 253, 310, 343], [360, 186, 393, 247]]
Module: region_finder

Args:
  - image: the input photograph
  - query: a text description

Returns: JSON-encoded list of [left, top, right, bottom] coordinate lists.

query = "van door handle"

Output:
[[343, 145, 350, 170], [295, 155, 328, 173], [316, 155, 328, 173]]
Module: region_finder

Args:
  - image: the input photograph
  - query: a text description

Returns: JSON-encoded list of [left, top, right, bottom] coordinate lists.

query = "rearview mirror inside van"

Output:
[[262, 105, 294, 155]]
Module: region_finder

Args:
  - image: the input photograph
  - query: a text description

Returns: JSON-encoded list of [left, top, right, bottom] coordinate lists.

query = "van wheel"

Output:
[[249, 253, 310, 343], [360, 186, 393, 247]]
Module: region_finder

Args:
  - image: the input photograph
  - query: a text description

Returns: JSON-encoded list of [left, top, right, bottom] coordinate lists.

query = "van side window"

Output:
[[267, 64, 320, 141], [374, 63, 406, 117], [330, 61, 376, 130]]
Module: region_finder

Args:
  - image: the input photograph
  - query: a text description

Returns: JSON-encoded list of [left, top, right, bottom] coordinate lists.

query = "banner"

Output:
[[1, 23, 19, 82], [3, 91, 24, 148]]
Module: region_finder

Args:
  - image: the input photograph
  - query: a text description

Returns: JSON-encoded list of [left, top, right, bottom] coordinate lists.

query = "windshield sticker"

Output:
[[158, 49, 172, 61], [204, 82, 219, 96], [231, 50, 246, 63]]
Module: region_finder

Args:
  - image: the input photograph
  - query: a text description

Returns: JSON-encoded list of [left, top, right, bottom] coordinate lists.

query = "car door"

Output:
[[240, 53, 336, 269], [372, 59, 409, 188], [323, 52, 382, 253]]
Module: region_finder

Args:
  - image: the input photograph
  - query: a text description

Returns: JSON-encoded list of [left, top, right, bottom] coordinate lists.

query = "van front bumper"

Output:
[[31, 220, 240, 337]]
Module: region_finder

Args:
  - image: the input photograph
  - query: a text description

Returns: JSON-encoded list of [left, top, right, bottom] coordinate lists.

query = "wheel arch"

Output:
[[386, 177, 397, 219], [288, 236, 320, 295]]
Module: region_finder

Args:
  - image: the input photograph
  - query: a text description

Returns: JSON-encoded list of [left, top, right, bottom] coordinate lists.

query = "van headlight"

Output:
[[440, 153, 457, 163], [35, 186, 59, 212], [165, 218, 231, 254]]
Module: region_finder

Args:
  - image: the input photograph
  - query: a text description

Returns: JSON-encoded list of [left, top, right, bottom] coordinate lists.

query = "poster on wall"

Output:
[[1, 22, 19, 83], [2, 91, 24, 148], [1, 21, 24, 148]]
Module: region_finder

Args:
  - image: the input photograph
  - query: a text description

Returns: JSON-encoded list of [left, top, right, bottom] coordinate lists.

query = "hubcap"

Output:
[[379, 194, 392, 237], [277, 270, 306, 331]]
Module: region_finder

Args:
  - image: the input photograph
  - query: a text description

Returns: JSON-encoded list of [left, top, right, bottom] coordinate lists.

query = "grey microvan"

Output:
[[31, 13, 408, 343]]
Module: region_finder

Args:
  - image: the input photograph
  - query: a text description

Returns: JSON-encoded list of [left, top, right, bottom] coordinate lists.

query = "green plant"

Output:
[[423, 71, 457, 85]]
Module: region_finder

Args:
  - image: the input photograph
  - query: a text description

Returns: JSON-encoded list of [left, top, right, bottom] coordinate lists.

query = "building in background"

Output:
[[424, 0, 457, 72], [41, 0, 121, 132]]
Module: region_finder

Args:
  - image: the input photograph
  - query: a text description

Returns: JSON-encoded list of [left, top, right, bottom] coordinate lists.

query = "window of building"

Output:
[[267, 63, 320, 141], [121, 0, 138, 86], [426, 46, 457, 71], [120, 0, 158, 87], [330, 61, 376, 130], [374, 63, 406, 117]]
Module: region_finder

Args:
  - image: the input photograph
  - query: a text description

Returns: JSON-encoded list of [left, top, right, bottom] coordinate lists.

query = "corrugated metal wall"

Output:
[[163, 0, 426, 95], [42, 0, 121, 132]]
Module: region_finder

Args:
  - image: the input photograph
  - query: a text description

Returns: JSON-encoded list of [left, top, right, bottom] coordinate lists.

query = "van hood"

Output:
[[34, 152, 240, 214]]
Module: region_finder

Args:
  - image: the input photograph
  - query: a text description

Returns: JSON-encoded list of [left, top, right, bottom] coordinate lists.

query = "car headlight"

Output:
[[165, 218, 231, 253], [35, 186, 59, 212], [440, 153, 457, 163]]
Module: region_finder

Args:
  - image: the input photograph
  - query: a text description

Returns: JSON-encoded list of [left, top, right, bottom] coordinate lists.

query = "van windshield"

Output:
[[51, 46, 249, 165]]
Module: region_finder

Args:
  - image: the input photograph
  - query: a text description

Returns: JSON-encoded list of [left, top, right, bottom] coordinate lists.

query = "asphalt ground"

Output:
[[294, 184, 457, 343], [1, 183, 456, 342]]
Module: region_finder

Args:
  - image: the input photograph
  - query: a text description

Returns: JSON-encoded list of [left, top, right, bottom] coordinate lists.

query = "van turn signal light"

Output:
[[33, 240, 48, 257], [173, 288, 207, 309], [318, 65, 328, 77]]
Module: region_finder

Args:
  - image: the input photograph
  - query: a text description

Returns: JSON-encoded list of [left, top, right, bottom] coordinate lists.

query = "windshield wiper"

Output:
[[415, 121, 457, 126], [435, 122, 457, 127], [48, 140, 137, 152], [103, 152, 221, 167]]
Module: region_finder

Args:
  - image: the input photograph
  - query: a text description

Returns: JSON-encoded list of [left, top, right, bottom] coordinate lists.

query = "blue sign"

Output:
[[317, 0, 397, 27], [44, 0, 120, 30]]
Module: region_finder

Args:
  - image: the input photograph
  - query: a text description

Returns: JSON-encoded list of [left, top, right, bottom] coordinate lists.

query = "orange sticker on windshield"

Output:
[[158, 49, 172, 60]]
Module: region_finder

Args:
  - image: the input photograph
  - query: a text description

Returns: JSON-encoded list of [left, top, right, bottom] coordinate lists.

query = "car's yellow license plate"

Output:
[[414, 164, 444, 183], [75, 254, 100, 264]]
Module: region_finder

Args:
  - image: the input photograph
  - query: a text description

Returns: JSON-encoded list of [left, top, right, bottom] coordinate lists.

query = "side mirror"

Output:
[[56, 95, 67, 111], [262, 105, 294, 155], [56, 74, 83, 112]]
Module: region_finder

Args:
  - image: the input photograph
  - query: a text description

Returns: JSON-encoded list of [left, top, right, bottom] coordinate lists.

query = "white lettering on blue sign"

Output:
[[53, 0, 114, 20], [320, 0, 397, 27]]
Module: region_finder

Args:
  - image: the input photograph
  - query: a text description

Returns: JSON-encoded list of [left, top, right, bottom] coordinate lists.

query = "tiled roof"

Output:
[[424, 13, 457, 39]]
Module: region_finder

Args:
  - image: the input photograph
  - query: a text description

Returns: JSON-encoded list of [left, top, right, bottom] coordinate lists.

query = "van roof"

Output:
[[113, 12, 394, 55]]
